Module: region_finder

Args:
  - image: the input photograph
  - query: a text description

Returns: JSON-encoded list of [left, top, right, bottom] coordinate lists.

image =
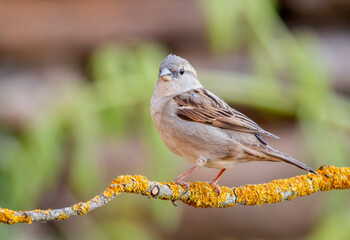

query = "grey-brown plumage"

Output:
[[151, 54, 316, 194], [174, 88, 279, 138]]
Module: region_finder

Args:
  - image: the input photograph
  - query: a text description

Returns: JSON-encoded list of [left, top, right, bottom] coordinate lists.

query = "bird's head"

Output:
[[155, 54, 202, 97]]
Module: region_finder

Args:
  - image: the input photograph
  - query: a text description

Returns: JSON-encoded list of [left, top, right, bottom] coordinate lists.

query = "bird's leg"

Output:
[[174, 165, 200, 193], [209, 169, 226, 195]]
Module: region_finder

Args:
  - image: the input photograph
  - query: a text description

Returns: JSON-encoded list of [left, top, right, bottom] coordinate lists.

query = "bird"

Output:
[[150, 54, 316, 194]]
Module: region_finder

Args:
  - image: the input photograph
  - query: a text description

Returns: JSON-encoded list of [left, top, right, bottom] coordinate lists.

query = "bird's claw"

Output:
[[209, 181, 221, 195], [174, 179, 190, 194]]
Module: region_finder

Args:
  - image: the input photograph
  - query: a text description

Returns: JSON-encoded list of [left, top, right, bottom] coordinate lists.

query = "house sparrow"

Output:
[[150, 54, 316, 194]]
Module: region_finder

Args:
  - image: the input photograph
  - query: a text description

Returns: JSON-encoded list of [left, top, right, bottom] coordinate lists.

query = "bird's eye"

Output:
[[179, 68, 185, 75]]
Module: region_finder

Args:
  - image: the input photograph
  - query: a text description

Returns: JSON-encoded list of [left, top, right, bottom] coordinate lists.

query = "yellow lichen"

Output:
[[102, 175, 151, 198], [57, 212, 69, 221], [44, 209, 51, 215], [185, 182, 232, 208], [92, 195, 100, 202], [72, 202, 90, 215], [0, 208, 32, 225], [0, 166, 349, 225], [128, 175, 151, 195], [167, 182, 181, 199]]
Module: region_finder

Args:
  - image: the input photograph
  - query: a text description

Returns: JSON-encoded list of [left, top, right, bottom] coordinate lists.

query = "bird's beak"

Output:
[[159, 68, 173, 81]]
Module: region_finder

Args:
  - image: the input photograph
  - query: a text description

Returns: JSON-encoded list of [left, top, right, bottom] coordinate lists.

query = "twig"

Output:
[[0, 165, 349, 225]]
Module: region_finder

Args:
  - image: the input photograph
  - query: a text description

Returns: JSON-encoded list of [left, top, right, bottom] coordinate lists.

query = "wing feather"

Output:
[[174, 88, 279, 139]]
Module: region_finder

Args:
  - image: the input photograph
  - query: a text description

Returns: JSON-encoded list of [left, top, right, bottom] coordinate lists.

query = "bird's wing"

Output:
[[173, 88, 279, 139]]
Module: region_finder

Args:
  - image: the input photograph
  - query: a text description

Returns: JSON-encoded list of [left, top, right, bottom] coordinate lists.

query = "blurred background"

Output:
[[0, 0, 350, 239]]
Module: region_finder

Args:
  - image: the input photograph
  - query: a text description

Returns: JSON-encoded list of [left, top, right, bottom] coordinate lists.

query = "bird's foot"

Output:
[[208, 169, 225, 195], [174, 178, 190, 194], [208, 180, 221, 195]]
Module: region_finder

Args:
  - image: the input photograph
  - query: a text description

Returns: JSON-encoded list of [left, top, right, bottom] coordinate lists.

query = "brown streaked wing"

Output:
[[173, 88, 279, 139]]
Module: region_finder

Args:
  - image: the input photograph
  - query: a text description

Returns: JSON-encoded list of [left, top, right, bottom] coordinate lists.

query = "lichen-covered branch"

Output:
[[0, 165, 349, 225]]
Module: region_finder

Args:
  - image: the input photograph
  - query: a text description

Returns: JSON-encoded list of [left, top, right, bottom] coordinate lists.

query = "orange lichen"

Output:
[[103, 175, 151, 199], [0, 208, 32, 225], [57, 212, 69, 221], [104, 175, 136, 197], [185, 182, 233, 208], [167, 182, 181, 199], [44, 209, 51, 215], [92, 195, 100, 202], [226, 166, 350, 208], [0, 166, 349, 225], [127, 175, 151, 195], [73, 202, 90, 215]]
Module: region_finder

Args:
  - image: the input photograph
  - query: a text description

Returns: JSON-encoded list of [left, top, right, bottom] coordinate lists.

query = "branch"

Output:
[[1, 165, 349, 225]]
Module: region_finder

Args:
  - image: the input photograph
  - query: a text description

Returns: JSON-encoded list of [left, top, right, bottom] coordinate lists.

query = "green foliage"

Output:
[[201, 0, 244, 53]]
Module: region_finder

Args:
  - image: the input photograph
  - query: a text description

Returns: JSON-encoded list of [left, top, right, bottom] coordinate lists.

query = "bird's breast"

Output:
[[151, 98, 238, 165]]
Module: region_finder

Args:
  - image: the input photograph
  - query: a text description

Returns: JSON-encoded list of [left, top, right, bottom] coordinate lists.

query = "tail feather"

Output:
[[264, 145, 317, 175]]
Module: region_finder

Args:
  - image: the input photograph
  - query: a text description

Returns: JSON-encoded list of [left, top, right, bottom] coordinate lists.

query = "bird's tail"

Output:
[[264, 145, 317, 174]]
